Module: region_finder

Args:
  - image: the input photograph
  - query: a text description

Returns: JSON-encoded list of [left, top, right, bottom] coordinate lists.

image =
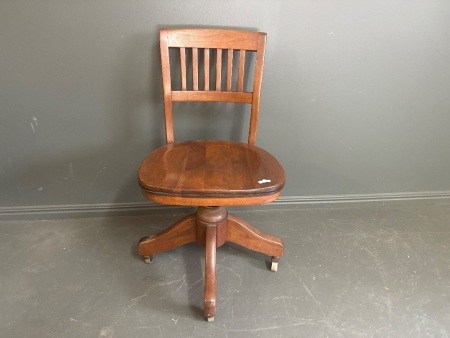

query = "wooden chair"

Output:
[[138, 28, 285, 322]]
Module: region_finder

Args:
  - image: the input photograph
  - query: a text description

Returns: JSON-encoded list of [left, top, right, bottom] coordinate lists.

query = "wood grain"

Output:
[[138, 140, 285, 199], [204, 48, 210, 90], [216, 48, 222, 90], [171, 91, 252, 103], [204, 225, 217, 320], [192, 47, 198, 90], [180, 47, 186, 90], [226, 49, 233, 91], [165, 28, 260, 50], [238, 49, 245, 92]]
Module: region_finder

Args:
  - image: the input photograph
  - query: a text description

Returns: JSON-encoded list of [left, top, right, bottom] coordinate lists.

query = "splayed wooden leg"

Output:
[[226, 213, 284, 269], [138, 214, 197, 260]]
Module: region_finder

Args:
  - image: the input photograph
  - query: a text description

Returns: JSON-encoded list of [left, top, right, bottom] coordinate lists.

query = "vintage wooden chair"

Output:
[[138, 28, 285, 322]]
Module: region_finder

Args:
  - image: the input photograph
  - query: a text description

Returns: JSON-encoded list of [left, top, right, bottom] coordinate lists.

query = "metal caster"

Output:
[[143, 255, 154, 264], [271, 256, 280, 272]]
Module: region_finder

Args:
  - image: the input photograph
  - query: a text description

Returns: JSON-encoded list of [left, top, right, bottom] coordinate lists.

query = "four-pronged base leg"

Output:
[[138, 214, 197, 259], [226, 213, 284, 259], [138, 207, 284, 322]]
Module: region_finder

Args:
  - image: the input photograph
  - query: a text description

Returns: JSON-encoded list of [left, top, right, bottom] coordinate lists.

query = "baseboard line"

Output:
[[0, 202, 185, 221], [271, 191, 450, 205], [2, 191, 450, 221]]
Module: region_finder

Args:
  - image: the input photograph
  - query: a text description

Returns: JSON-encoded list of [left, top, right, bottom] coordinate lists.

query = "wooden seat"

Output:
[[138, 28, 286, 322]]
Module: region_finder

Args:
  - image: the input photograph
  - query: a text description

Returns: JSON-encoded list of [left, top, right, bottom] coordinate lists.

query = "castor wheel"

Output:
[[143, 255, 154, 264], [271, 256, 280, 272]]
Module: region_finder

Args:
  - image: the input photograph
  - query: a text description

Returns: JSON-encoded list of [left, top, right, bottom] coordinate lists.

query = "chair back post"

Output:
[[248, 32, 266, 146], [160, 29, 175, 144]]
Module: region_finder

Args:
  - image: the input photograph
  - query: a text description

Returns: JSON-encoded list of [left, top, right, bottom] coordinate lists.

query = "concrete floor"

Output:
[[1, 203, 450, 337]]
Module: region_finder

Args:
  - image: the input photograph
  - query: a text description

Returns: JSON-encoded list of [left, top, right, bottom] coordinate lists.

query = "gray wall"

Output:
[[2, 1, 450, 216]]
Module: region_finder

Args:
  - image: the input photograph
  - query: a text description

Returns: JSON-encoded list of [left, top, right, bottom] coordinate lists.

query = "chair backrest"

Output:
[[159, 28, 267, 146]]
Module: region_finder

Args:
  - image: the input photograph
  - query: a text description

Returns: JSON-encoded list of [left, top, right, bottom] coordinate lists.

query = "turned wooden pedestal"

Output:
[[138, 206, 284, 322]]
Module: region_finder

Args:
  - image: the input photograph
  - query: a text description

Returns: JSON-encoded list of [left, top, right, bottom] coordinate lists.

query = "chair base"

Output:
[[138, 206, 284, 321]]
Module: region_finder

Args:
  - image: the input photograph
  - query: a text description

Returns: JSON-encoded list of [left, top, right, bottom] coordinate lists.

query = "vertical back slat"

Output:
[[192, 48, 198, 90], [216, 49, 222, 91], [180, 48, 187, 91], [238, 49, 245, 92], [226, 49, 233, 91], [204, 48, 210, 91]]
